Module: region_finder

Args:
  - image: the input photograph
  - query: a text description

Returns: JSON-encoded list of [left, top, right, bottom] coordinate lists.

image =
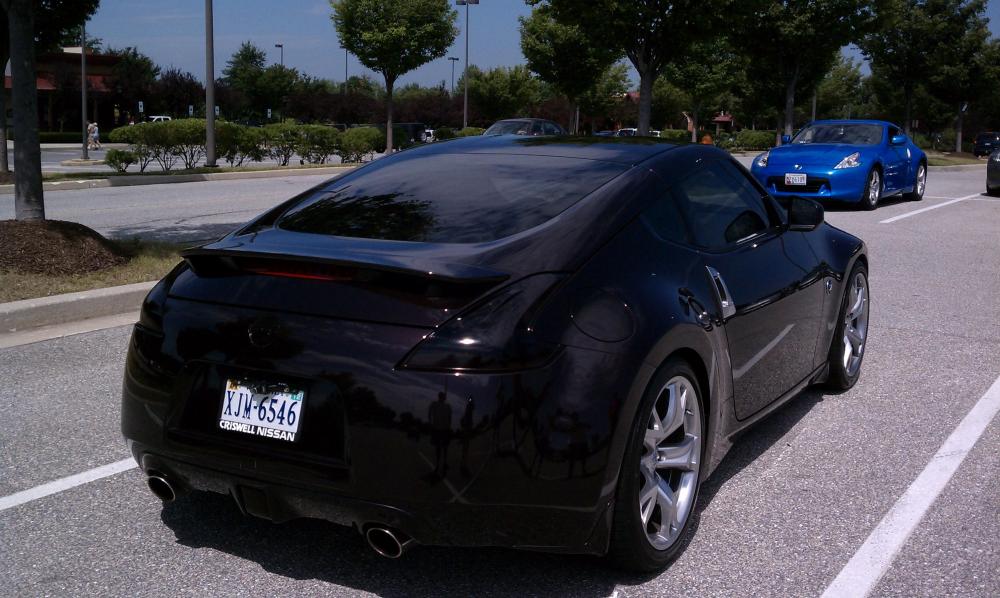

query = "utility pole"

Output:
[[456, 0, 478, 129], [80, 21, 88, 160], [448, 57, 459, 94], [344, 47, 349, 95], [205, 0, 217, 167], [811, 91, 817, 122], [275, 43, 284, 67]]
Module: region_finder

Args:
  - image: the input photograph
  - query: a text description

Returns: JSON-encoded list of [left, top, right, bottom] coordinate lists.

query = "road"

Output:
[[1, 168, 998, 597]]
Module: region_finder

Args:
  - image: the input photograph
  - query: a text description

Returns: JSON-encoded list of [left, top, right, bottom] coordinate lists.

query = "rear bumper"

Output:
[[753, 165, 869, 202], [121, 297, 638, 554]]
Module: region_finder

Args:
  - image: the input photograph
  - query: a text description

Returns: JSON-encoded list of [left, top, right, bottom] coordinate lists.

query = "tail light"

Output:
[[398, 274, 566, 373]]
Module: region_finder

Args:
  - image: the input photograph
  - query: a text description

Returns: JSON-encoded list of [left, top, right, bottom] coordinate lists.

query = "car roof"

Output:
[[808, 119, 899, 128], [422, 134, 680, 165], [494, 118, 554, 124]]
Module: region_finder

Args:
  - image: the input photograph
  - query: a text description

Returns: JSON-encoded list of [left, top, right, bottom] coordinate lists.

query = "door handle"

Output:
[[705, 266, 737, 320]]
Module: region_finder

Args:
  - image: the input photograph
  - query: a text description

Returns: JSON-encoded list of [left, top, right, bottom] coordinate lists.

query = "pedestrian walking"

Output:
[[86, 122, 95, 150], [92, 122, 102, 150]]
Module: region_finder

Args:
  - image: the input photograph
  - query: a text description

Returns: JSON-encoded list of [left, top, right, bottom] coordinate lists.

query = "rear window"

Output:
[[976, 133, 999, 143], [276, 152, 627, 243]]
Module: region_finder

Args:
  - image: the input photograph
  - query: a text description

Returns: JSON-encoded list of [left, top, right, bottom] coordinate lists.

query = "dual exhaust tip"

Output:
[[146, 474, 415, 558]]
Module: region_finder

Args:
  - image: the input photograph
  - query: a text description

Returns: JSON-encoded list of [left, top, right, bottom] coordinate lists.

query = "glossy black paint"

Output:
[[122, 136, 866, 555]]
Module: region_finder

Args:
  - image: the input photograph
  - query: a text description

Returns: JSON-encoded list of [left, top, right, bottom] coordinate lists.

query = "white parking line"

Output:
[[0, 458, 137, 513], [879, 194, 981, 224], [821, 374, 1000, 598]]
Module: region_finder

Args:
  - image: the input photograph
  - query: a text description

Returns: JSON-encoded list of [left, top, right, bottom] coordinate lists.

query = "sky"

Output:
[[88, 0, 1000, 89]]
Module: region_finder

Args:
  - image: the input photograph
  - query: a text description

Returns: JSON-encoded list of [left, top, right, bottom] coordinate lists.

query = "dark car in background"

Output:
[[122, 136, 869, 571], [484, 118, 566, 136], [988, 149, 1000, 195], [974, 132, 1000, 157]]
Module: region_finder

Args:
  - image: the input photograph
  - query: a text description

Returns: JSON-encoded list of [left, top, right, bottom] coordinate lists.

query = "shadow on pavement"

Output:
[[157, 386, 832, 595]]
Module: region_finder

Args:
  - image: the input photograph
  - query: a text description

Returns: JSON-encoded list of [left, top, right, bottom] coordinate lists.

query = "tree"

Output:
[[665, 36, 744, 141], [464, 65, 542, 123], [221, 41, 267, 118], [1, 0, 98, 219], [0, 0, 99, 178], [107, 47, 160, 122], [816, 56, 865, 120], [858, 0, 928, 134], [519, 5, 619, 133], [257, 64, 302, 120], [578, 62, 631, 125], [739, 0, 875, 140], [540, 0, 725, 136], [923, 0, 995, 152], [331, 0, 458, 152], [154, 68, 204, 118]]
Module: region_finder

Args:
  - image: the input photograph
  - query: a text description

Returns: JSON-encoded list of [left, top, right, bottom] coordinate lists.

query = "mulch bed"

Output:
[[0, 219, 128, 275]]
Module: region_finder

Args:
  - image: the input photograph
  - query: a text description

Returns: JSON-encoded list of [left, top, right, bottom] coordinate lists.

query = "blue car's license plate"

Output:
[[785, 173, 807, 186], [219, 379, 304, 442]]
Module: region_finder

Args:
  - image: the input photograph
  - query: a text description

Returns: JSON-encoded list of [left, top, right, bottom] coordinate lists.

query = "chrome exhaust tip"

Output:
[[146, 474, 176, 503], [365, 526, 415, 559]]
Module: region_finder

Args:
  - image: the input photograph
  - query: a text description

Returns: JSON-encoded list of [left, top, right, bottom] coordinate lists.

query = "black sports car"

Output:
[[122, 136, 869, 571]]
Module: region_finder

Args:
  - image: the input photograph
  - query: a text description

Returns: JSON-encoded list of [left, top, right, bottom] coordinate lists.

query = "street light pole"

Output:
[[275, 43, 284, 67], [456, 0, 478, 129], [205, 0, 217, 167], [80, 21, 88, 160], [448, 57, 459, 95], [344, 47, 349, 95]]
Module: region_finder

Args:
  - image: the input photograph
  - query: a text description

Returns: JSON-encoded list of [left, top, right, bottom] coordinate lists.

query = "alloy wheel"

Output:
[[842, 271, 869, 377], [639, 376, 702, 551], [868, 170, 881, 207], [916, 164, 926, 197]]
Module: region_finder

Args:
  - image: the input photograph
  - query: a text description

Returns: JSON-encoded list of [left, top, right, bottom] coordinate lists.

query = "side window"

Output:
[[888, 126, 900, 141], [641, 180, 690, 245], [543, 122, 559, 135], [671, 161, 772, 250]]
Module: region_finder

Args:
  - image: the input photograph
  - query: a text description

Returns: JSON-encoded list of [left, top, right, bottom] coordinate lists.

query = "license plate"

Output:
[[219, 379, 304, 442], [785, 173, 807, 186]]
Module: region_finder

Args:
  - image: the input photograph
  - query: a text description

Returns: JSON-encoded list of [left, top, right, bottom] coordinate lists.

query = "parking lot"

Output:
[[1, 166, 997, 597]]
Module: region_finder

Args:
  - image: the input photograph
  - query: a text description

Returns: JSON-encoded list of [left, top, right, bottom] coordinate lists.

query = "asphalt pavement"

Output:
[[1, 167, 998, 597]]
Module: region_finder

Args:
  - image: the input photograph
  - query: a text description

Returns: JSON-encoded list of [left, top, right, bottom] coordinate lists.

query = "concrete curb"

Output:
[[928, 163, 988, 172], [0, 281, 155, 333], [0, 165, 356, 195]]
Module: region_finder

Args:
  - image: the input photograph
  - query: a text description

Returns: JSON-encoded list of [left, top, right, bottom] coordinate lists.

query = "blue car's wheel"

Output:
[[904, 162, 926, 201], [860, 168, 881, 211]]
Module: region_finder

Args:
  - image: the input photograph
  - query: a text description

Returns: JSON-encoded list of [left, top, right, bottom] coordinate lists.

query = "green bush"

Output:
[[339, 127, 382, 163], [454, 127, 485, 137], [217, 122, 266, 167], [264, 123, 300, 166], [110, 124, 155, 172], [170, 119, 207, 169], [143, 121, 182, 171], [104, 148, 136, 173], [108, 126, 137, 144], [434, 127, 455, 140], [734, 129, 777, 151], [296, 125, 341, 164], [658, 129, 689, 143]]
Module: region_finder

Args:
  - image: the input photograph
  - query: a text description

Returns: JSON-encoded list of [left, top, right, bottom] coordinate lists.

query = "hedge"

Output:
[[7, 131, 84, 143], [106, 120, 387, 172], [733, 129, 777, 151], [454, 127, 485, 137], [658, 129, 689, 143]]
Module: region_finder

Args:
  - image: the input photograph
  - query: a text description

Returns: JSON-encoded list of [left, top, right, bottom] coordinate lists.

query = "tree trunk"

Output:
[[955, 103, 963, 154], [637, 68, 654, 137], [384, 76, 394, 154], [0, 17, 9, 173], [903, 89, 912, 136], [6, 0, 44, 220], [783, 67, 799, 140], [690, 106, 699, 143]]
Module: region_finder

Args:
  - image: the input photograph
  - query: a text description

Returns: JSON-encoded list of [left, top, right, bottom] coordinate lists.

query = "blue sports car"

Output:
[[750, 120, 927, 210]]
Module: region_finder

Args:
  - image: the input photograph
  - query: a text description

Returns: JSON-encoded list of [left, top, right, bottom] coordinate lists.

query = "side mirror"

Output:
[[787, 196, 824, 231], [781, 134, 792, 145], [891, 134, 907, 146]]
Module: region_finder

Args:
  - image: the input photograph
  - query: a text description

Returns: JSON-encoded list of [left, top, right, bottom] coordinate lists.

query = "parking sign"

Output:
[[188, 105, 194, 116], [138, 100, 144, 113]]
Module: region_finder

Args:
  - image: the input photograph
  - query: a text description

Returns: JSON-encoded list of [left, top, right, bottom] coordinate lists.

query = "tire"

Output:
[[609, 358, 705, 572], [903, 162, 926, 201], [860, 168, 882, 210], [826, 263, 870, 391], [988, 185, 1000, 197]]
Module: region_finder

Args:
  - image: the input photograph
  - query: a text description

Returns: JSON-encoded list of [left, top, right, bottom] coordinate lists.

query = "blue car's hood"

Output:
[[766, 144, 870, 168]]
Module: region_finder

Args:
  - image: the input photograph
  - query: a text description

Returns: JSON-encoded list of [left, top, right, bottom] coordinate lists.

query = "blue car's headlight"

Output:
[[756, 151, 769, 168], [835, 152, 861, 169]]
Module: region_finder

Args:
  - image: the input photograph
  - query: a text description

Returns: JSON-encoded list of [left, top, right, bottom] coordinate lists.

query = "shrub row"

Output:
[[107, 119, 385, 172]]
